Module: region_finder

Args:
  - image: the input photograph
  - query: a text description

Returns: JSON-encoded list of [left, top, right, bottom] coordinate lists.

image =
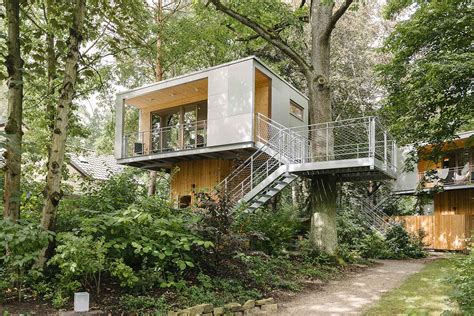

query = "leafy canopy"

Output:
[[379, 0, 473, 153]]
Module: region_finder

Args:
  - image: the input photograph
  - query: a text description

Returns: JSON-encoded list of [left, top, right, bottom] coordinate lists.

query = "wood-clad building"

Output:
[[114, 57, 308, 206], [394, 131, 474, 250]]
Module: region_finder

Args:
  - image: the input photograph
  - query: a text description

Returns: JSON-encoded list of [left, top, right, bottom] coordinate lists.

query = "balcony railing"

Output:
[[418, 164, 473, 188], [122, 120, 207, 158]]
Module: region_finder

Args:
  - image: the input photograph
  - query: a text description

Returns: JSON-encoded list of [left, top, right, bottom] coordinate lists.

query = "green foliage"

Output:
[[176, 273, 260, 307], [0, 219, 51, 301], [379, 0, 474, 161], [336, 208, 426, 260], [447, 250, 474, 314], [49, 234, 108, 295], [119, 294, 168, 314], [234, 204, 302, 254], [384, 223, 426, 259]]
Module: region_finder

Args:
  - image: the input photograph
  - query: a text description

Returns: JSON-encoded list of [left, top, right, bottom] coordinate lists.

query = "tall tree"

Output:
[[207, 0, 353, 254], [380, 0, 473, 163], [37, 0, 86, 267], [3, 0, 24, 222], [148, 0, 164, 197]]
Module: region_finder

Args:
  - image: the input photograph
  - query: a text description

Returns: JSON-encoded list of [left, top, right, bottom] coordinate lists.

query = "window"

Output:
[[290, 100, 304, 121]]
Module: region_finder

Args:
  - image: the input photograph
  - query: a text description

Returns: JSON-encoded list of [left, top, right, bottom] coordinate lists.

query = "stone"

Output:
[[224, 303, 243, 312], [213, 307, 225, 315], [242, 300, 255, 310], [177, 308, 191, 316], [255, 298, 274, 306], [202, 314, 213, 316], [261, 304, 278, 312], [167, 311, 178, 316], [189, 303, 214, 315], [234, 313, 244, 316], [244, 307, 261, 315]]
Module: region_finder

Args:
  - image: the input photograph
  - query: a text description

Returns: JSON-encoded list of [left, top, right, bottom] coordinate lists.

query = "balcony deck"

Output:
[[418, 164, 473, 191]]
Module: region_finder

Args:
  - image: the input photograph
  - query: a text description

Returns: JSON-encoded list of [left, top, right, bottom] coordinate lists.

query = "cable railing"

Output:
[[122, 120, 207, 158], [215, 114, 397, 209]]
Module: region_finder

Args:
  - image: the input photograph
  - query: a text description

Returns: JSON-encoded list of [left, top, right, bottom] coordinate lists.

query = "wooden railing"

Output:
[[394, 214, 470, 250]]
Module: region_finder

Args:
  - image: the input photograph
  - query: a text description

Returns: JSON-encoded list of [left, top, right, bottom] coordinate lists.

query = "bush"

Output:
[[234, 204, 302, 254], [0, 219, 51, 301], [448, 250, 474, 314], [384, 223, 426, 259], [336, 208, 426, 260]]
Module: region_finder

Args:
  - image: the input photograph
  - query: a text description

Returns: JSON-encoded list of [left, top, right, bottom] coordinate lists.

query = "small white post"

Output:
[[74, 292, 89, 312]]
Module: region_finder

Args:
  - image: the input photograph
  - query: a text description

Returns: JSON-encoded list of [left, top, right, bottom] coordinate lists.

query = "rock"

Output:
[[255, 298, 274, 306], [167, 311, 178, 316], [242, 300, 255, 310], [224, 302, 243, 312], [244, 307, 265, 315], [261, 304, 278, 312], [234, 312, 244, 316], [213, 307, 225, 315], [190, 303, 214, 315], [177, 308, 191, 316]]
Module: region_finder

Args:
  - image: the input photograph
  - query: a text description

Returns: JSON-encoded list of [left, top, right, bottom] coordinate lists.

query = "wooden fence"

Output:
[[394, 214, 468, 250]]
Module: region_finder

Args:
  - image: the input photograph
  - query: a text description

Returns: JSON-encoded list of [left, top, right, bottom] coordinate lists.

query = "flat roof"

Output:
[[116, 56, 308, 101]]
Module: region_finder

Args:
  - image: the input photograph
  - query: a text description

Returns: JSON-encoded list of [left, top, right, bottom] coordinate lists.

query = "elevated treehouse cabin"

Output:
[[394, 131, 474, 250], [115, 57, 397, 210]]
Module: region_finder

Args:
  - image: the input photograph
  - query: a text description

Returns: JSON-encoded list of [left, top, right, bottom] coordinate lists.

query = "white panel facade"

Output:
[[207, 60, 254, 147]]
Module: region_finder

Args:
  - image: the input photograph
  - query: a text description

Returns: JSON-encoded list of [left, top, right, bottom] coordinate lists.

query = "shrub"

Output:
[[0, 219, 51, 301], [384, 223, 426, 259], [448, 250, 474, 314], [234, 204, 302, 254]]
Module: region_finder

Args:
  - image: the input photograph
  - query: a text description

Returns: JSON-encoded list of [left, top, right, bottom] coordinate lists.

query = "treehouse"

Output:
[[393, 131, 474, 250], [115, 57, 397, 209]]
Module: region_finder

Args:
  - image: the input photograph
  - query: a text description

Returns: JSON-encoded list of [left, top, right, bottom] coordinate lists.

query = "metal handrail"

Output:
[[122, 120, 207, 157]]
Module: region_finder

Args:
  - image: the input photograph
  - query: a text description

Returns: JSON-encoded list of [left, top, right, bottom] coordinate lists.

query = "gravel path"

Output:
[[277, 259, 431, 315]]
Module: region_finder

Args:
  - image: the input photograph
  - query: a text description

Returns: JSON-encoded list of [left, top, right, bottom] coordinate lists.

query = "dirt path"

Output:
[[278, 258, 433, 315]]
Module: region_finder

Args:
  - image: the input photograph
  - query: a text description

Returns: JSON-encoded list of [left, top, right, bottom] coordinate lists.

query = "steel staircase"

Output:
[[214, 114, 398, 214]]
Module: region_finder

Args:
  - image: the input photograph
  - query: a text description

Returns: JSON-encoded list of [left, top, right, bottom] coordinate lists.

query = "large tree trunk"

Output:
[[3, 0, 24, 222], [307, 0, 338, 255], [36, 0, 86, 268], [147, 0, 164, 197]]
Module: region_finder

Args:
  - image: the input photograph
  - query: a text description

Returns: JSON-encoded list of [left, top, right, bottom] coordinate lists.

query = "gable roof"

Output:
[[70, 154, 124, 180]]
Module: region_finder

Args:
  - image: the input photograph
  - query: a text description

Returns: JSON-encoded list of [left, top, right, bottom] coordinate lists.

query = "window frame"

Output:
[[289, 100, 304, 121]]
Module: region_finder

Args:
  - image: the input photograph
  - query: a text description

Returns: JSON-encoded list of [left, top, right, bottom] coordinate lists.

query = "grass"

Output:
[[364, 256, 459, 315]]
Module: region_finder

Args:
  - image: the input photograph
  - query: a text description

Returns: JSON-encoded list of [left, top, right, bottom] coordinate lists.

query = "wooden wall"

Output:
[[395, 214, 468, 250], [394, 188, 474, 250], [171, 159, 234, 205]]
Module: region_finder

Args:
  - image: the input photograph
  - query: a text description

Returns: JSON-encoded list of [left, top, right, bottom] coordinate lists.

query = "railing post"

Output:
[[326, 123, 329, 161], [369, 117, 376, 158], [224, 178, 228, 193]]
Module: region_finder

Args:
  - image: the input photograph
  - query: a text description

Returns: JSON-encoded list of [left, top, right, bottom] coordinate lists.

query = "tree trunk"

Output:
[[308, 174, 337, 253], [307, 0, 338, 255], [147, 0, 164, 197], [3, 0, 24, 222], [37, 0, 86, 268]]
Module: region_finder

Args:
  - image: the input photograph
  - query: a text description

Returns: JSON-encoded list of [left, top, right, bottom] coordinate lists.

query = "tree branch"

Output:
[[323, 0, 353, 40], [208, 0, 311, 74]]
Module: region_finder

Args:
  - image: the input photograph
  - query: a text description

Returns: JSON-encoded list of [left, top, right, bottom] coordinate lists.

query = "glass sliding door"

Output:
[[150, 102, 207, 153]]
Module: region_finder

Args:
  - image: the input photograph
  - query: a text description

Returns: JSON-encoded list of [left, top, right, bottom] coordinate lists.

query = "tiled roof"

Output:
[[70, 154, 124, 180]]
